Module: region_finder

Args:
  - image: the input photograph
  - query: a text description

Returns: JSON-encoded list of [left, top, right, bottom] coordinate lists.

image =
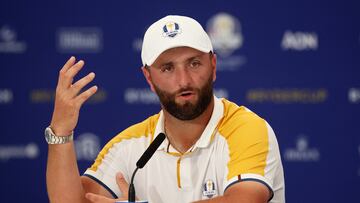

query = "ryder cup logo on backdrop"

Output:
[[206, 12, 246, 71], [0, 88, 13, 104], [284, 135, 320, 162], [202, 179, 217, 198], [163, 22, 181, 38], [74, 133, 101, 161], [348, 88, 360, 103], [0, 25, 27, 53]]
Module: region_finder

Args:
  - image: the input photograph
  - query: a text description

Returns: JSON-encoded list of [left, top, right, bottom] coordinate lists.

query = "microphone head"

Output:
[[136, 133, 166, 168]]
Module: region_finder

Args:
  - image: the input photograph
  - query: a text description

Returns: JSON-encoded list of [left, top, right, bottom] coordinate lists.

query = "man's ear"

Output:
[[211, 53, 217, 82], [141, 66, 156, 92]]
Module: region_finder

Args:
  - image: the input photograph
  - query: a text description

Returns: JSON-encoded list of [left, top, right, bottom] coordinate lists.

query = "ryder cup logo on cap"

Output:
[[141, 15, 213, 66], [163, 22, 181, 37]]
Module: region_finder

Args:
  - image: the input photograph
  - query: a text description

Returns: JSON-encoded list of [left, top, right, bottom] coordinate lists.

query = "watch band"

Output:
[[45, 126, 74, 144]]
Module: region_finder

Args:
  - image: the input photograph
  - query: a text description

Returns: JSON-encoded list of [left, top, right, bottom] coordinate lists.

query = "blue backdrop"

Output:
[[0, 0, 359, 202]]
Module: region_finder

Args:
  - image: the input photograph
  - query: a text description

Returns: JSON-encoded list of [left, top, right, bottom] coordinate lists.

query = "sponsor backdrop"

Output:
[[0, 0, 359, 202]]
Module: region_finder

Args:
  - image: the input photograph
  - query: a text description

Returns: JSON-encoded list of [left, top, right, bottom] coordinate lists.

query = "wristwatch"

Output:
[[44, 126, 74, 144]]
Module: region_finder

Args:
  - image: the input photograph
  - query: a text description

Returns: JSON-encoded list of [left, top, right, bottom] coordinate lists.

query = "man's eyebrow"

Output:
[[186, 53, 207, 62], [154, 53, 208, 68], [158, 61, 173, 68]]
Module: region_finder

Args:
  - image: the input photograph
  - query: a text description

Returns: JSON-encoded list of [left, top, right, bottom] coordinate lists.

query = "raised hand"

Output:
[[50, 56, 98, 135]]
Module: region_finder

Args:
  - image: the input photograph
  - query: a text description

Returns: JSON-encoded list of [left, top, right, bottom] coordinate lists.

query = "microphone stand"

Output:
[[128, 167, 139, 202], [127, 133, 166, 202]]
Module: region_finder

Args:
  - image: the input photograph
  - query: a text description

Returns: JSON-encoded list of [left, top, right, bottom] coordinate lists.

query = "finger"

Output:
[[76, 85, 98, 106], [57, 57, 76, 90], [116, 172, 129, 198], [60, 56, 76, 73], [85, 193, 114, 203], [61, 60, 85, 88], [70, 72, 96, 96], [67, 59, 85, 77]]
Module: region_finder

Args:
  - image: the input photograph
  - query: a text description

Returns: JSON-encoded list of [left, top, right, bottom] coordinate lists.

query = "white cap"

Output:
[[141, 15, 213, 66]]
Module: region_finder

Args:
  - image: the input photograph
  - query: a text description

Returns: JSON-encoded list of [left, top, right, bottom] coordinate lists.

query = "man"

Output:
[[46, 15, 285, 203]]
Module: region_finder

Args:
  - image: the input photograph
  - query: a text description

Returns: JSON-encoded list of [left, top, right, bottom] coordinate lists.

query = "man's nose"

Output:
[[175, 67, 192, 87]]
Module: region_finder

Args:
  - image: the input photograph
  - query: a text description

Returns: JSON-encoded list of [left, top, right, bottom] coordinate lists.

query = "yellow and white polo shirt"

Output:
[[84, 96, 285, 203]]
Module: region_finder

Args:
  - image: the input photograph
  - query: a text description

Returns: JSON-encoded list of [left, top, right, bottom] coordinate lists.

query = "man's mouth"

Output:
[[180, 91, 193, 96], [177, 91, 195, 99]]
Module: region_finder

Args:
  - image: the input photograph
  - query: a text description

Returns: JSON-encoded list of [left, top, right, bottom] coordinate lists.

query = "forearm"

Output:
[[46, 142, 87, 203], [193, 181, 269, 203]]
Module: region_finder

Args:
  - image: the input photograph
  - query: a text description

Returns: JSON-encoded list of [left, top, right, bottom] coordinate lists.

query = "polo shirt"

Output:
[[84, 96, 285, 203]]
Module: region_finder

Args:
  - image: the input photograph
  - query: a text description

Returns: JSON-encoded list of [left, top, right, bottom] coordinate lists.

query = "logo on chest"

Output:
[[202, 179, 217, 198]]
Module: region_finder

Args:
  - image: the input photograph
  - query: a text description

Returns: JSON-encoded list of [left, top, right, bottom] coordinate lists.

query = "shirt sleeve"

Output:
[[221, 115, 282, 201], [83, 137, 130, 198]]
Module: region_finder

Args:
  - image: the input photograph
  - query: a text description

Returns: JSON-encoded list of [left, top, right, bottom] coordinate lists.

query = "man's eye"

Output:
[[160, 65, 173, 72], [190, 60, 201, 68]]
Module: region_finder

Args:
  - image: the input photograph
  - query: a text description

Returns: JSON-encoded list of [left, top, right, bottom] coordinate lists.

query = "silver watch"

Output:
[[45, 126, 74, 144]]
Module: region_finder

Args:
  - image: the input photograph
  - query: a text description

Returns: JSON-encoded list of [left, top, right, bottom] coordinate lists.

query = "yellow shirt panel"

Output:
[[219, 99, 269, 180], [89, 113, 159, 171]]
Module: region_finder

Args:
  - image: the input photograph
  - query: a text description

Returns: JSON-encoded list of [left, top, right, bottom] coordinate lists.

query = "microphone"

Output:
[[128, 133, 166, 202]]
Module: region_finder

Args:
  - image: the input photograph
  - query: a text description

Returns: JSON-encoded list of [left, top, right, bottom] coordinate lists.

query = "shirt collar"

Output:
[[154, 95, 224, 151], [154, 110, 167, 151]]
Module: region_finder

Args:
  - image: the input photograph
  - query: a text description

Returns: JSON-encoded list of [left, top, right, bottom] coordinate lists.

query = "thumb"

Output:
[[116, 172, 129, 198]]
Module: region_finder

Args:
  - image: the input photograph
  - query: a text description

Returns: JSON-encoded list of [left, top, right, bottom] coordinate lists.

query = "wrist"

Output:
[[49, 124, 73, 136]]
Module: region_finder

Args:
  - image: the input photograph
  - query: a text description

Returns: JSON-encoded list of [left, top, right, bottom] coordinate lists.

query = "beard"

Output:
[[153, 74, 214, 121]]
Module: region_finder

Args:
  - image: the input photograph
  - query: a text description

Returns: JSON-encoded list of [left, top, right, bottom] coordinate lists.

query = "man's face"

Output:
[[153, 71, 213, 120], [144, 47, 216, 120]]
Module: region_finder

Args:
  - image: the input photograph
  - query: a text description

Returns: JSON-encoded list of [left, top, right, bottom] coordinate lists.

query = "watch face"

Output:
[[45, 128, 52, 143], [45, 127, 60, 144]]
